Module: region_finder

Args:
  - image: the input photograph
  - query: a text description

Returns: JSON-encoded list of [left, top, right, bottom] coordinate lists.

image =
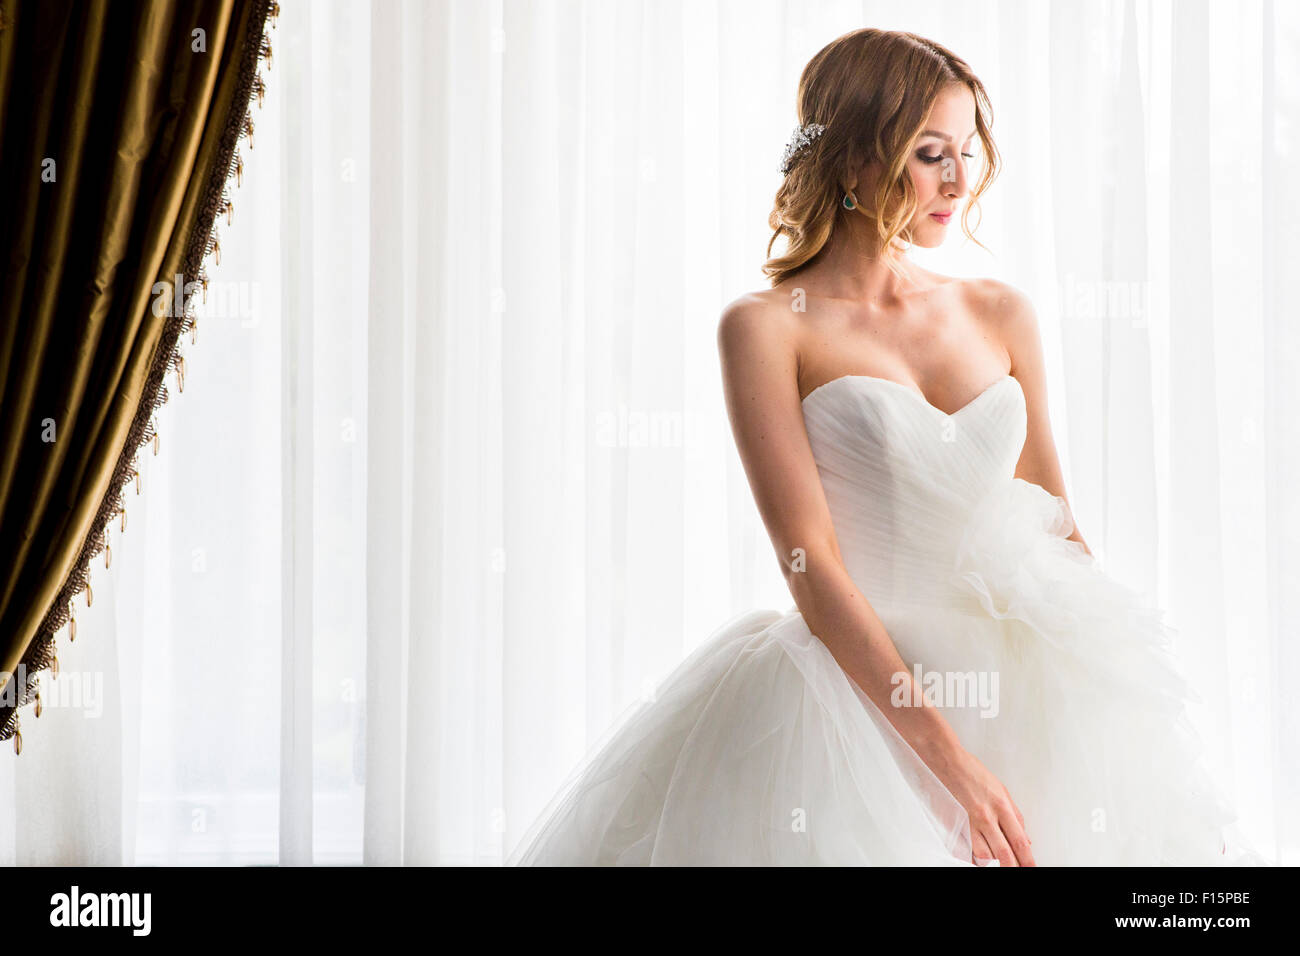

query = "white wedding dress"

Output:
[[510, 373, 1260, 866]]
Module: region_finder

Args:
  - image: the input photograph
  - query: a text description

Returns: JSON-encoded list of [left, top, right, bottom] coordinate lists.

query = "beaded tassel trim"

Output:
[[1, 0, 281, 750]]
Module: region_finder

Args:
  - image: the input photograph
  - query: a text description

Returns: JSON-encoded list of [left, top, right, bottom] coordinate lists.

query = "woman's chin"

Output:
[[911, 228, 946, 249]]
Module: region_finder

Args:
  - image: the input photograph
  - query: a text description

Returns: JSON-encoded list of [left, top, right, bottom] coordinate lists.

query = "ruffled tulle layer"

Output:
[[508, 608, 980, 866], [935, 478, 1253, 864], [509, 478, 1266, 866]]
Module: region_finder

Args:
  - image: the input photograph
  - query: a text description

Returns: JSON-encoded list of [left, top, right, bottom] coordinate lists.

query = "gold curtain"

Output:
[[0, 0, 275, 748]]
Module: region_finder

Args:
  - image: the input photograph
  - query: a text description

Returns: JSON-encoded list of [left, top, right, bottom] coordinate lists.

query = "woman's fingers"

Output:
[[1010, 793, 1031, 843], [981, 821, 1018, 867], [1000, 801, 1036, 867], [1004, 824, 1036, 867], [946, 751, 1036, 866]]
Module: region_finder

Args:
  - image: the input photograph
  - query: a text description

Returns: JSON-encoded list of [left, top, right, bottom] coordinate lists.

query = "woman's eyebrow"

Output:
[[918, 128, 977, 141]]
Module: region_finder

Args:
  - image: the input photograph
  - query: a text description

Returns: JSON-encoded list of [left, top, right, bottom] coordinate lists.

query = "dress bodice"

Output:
[[800, 374, 1028, 613]]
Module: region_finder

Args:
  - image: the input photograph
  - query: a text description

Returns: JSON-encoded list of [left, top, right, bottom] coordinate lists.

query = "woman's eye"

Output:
[[917, 148, 976, 164]]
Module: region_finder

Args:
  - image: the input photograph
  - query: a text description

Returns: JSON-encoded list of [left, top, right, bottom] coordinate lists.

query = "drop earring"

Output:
[[842, 192, 856, 210]]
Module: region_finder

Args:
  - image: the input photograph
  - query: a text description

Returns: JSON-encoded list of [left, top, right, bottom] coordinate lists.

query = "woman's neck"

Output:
[[796, 215, 918, 304]]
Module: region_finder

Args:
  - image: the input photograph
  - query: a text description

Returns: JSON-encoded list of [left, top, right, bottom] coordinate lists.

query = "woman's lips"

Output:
[[930, 211, 953, 224]]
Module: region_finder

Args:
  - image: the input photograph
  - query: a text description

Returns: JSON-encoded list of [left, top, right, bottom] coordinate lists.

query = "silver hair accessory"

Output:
[[779, 122, 827, 174]]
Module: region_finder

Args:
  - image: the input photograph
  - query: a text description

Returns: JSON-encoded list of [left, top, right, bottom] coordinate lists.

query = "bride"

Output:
[[509, 27, 1257, 866]]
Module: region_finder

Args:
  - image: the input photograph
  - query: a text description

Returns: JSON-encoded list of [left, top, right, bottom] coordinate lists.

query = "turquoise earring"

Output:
[[842, 192, 856, 210]]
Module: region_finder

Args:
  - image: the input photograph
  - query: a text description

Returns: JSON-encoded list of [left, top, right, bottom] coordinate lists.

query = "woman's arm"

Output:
[[986, 281, 1093, 556], [717, 294, 1035, 866], [717, 296, 957, 757]]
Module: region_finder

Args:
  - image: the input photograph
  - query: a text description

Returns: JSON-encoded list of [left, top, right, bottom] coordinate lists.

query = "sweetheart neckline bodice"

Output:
[[795, 370, 1029, 612], [801, 372, 1019, 418]]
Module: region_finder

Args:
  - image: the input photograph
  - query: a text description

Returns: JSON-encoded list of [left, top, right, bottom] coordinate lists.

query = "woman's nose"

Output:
[[943, 158, 970, 198]]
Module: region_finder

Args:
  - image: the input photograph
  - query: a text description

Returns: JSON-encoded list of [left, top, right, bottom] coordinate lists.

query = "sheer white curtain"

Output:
[[1, 0, 1294, 865]]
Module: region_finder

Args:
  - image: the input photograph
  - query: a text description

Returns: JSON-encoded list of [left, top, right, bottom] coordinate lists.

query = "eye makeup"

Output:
[[915, 141, 978, 164]]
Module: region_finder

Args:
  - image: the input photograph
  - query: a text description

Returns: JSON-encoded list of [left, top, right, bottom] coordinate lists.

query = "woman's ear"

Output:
[[844, 153, 862, 193], [845, 153, 877, 198]]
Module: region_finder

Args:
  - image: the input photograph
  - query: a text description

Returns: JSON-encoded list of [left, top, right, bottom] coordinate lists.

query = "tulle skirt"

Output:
[[509, 480, 1265, 866]]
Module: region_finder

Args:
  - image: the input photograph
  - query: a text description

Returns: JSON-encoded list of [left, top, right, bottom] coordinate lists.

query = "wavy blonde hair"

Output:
[[764, 29, 1001, 285]]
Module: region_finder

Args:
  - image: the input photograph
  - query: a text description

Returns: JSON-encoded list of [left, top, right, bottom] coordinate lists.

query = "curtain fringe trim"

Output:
[[1, 0, 281, 749]]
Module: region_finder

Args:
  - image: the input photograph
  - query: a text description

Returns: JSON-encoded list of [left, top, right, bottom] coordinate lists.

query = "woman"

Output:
[[510, 28, 1257, 866]]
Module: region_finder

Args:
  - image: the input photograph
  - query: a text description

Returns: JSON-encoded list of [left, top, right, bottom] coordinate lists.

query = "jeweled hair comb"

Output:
[[779, 122, 827, 174]]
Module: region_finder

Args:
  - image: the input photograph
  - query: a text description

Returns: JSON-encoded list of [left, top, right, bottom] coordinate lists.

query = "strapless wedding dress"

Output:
[[509, 373, 1260, 866]]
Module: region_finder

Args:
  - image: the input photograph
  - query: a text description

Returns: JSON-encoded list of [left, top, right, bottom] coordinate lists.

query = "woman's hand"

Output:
[[926, 745, 1037, 866]]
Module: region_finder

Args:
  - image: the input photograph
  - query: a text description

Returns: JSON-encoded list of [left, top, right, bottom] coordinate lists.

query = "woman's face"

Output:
[[904, 83, 978, 248], [852, 83, 979, 250]]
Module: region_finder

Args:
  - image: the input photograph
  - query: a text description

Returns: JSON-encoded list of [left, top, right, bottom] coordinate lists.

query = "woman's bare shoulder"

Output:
[[960, 277, 1039, 355], [958, 276, 1036, 325], [716, 288, 802, 357]]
